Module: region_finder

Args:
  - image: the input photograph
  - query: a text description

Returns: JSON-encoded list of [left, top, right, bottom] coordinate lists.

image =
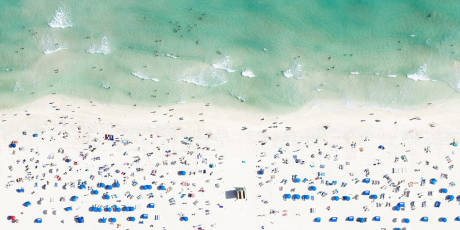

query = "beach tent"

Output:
[[283, 194, 291, 200], [373, 216, 381, 221], [147, 203, 155, 208], [308, 186, 317, 191], [23, 201, 31, 207], [75, 217, 84, 223], [99, 218, 107, 223], [108, 218, 117, 223], [434, 201, 441, 207], [362, 178, 370, 183], [430, 178, 437, 184], [301, 195, 310, 200], [64, 207, 72, 211], [331, 196, 339, 201], [439, 188, 448, 193], [342, 196, 351, 201], [178, 171, 186, 176], [292, 194, 301, 200], [313, 217, 321, 222], [346, 216, 354, 221], [439, 217, 447, 222], [91, 190, 99, 195], [257, 169, 264, 175], [362, 190, 370, 195], [70, 196, 78, 202], [140, 214, 148, 219], [34, 218, 42, 223], [329, 217, 337, 222], [402, 218, 410, 223], [446, 195, 454, 201], [127, 217, 136, 221], [421, 216, 429, 222]]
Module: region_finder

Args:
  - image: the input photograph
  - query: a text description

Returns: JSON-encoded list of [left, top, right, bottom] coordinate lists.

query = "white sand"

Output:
[[1, 95, 459, 230]]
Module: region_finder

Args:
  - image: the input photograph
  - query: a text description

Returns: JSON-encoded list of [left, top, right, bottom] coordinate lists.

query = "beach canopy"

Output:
[[362, 178, 370, 183], [439, 188, 448, 193], [147, 203, 155, 208], [301, 195, 310, 200], [127, 217, 135, 221], [140, 214, 148, 219], [70, 196, 78, 202], [421, 216, 429, 222], [98, 183, 106, 188], [439, 217, 447, 222], [434, 201, 441, 207], [402, 218, 410, 223], [314, 217, 321, 222], [373, 216, 381, 221], [23, 201, 31, 207], [99, 218, 107, 223], [446, 195, 454, 201], [331, 196, 339, 201], [181, 216, 189, 222], [357, 217, 366, 223], [369, 194, 378, 199], [108, 218, 117, 223], [158, 185, 166, 190], [16, 188, 24, 193], [178, 171, 186, 176], [75, 217, 84, 223], [283, 194, 291, 200], [257, 169, 264, 175], [329, 217, 337, 222], [430, 178, 437, 184], [308, 186, 317, 191], [91, 190, 99, 195], [346, 216, 354, 221], [64, 207, 72, 211], [292, 194, 301, 200], [342, 196, 351, 201], [34, 218, 42, 223], [455, 216, 460, 221], [362, 190, 370, 195]]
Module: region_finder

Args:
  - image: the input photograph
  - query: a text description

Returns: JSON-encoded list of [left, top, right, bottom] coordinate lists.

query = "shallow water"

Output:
[[1, 0, 459, 110]]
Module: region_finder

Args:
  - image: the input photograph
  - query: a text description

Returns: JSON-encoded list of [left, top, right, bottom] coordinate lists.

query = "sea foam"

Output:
[[49, 6, 73, 29], [241, 69, 256, 78], [283, 58, 303, 79], [41, 33, 67, 55], [181, 68, 227, 87], [212, 56, 236, 73], [131, 72, 159, 82], [87, 36, 111, 55], [407, 64, 430, 81]]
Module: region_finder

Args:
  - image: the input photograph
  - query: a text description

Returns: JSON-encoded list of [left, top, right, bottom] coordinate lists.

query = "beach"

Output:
[[1, 95, 459, 230]]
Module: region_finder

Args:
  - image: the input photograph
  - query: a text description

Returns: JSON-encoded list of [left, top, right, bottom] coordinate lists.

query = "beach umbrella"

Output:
[[98, 183, 105, 188], [313, 217, 321, 222], [113, 182, 120, 188], [89, 206, 95, 212], [129, 206, 135, 211], [23, 201, 31, 207], [181, 216, 189, 222], [455, 216, 460, 221], [78, 184, 86, 189], [127, 217, 135, 222], [105, 185, 113, 190], [283, 194, 291, 200], [108, 218, 117, 223], [96, 207, 102, 212], [147, 203, 155, 208], [430, 178, 437, 184], [140, 185, 146, 190], [105, 207, 112, 212], [346, 216, 354, 221], [329, 217, 337, 222], [102, 194, 110, 200], [362, 178, 370, 183], [373, 216, 381, 221], [75, 217, 84, 223], [357, 217, 366, 223], [378, 145, 384, 149], [421, 216, 429, 222], [70, 196, 78, 202], [16, 188, 24, 193], [362, 190, 370, 195], [140, 214, 148, 219], [257, 169, 264, 175], [342, 196, 351, 201], [331, 196, 339, 201], [397, 202, 405, 207], [393, 206, 401, 211], [34, 218, 42, 223], [434, 201, 441, 207], [301, 195, 310, 200], [294, 178, 301, 183], [292, 194, 300, 200], [402, 218, 410, 223], [158, 185, 166, 190], [446, 195, 454, 201], [146, 185, 152, 190], [439, 217, 447, 222], [91, 190, 99, 195], [178, 171, 186, 176], [64, 207, 72, 212], [439, 188, 448, 193], [394, 228, 402, 230], [369, 194, 378, 199], [308, 186, 317, 191], [99, 218, 107, 223]]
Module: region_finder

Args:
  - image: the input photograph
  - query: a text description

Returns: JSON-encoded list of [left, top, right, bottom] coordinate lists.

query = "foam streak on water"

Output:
[[48, 6, 72, 29], [87, 36, 111, 55]]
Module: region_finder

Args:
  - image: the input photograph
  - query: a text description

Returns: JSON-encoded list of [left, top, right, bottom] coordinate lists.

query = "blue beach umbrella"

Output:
[[369, 194, 378, 199], [75, 217, 84, 223], [439, 188, 448, 193], [373, 216, 381, 221], [439, 217, 447, 222], [314, 217, 321, 222], [362, 190, 370, 195], [402, 218, 410, 223], [64, 207, 72, 211], [283, 194, 291, 200], [346, 216, 354, 221], [108, 218, 117, 223], [257, 169, 264, 175], [455, 216, 460, 221], [78, 184, 86, 189], [70, 196, 78, 202], [181, 216, 189, 222], [34, 218, 42, 223], [178, 171, 186, 176], [357, 217, 366, 223], [127, 217, 135, 222], [99, 218, 107, 223], [158, 185, 166, 190], [16, 188, 24, 193], [331, 196, 339, 201], [105, 185, 112, 190], [434, 201, 441, 207], [98, 183, 105, 188], [292, 194, 301, 200], [329, 217, 337, 222], [23, 201, 31, 207], [147, 203, 155, 208], [308, 186, 317, 191], [91, 190, 99, 195], [102, 194, 110, 200], [301, 195, 310, 200], [421, 216, 429, 222], [362, 178, 370, 183], [342, 195, 351, 201], [430, 178, 437, 184], [446, 195, 454, 201], [105, 207, 112, 212], [140, 214, 148, 219], [113, 182, 120, 188]]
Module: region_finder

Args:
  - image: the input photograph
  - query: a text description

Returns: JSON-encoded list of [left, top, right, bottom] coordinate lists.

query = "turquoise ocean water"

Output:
[[1, 0, 459, 111]]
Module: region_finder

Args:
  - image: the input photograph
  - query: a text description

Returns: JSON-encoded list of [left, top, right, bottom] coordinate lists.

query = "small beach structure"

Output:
[[235, 187, 247, 200]]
